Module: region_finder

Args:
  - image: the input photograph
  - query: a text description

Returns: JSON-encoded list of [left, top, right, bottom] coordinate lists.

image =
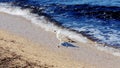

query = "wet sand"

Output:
[[0, 29, 94, 68], [0, 12, 120, 68]]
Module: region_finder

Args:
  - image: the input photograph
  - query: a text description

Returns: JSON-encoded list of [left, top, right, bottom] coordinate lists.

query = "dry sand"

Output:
[[0, 12, 120, 68]]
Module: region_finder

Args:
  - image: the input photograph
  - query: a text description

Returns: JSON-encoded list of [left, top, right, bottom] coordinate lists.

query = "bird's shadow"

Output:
[[61, 42, 79, 48]]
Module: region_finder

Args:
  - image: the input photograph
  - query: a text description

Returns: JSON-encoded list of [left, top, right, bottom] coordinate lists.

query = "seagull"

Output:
[[56, 30, 76, 47]]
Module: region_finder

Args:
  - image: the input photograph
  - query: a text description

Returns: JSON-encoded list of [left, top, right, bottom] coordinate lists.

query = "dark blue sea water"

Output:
[[0, 0, 120, 48]]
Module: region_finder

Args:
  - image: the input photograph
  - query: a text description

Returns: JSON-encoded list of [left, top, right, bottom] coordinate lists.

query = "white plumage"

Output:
[[56, 30, 75, 46]]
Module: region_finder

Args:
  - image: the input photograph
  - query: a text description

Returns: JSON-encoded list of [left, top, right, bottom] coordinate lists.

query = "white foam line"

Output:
[[95, 44, 120, 57]]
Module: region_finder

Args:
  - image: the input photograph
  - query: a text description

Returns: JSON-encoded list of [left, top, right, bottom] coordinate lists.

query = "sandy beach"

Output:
[[0, 12, 120, 68]]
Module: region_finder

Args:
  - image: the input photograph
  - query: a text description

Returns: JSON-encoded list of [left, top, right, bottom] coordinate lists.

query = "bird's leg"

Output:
[[57, 40, 63, 48]]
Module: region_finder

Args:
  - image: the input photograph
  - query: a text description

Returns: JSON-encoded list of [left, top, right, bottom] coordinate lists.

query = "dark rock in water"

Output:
[[61, 42, 78, 48]]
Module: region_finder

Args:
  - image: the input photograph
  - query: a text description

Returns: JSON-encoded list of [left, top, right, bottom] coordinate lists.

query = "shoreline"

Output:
[[0, 2, 119, 47], [0, 12, 120, 68]]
